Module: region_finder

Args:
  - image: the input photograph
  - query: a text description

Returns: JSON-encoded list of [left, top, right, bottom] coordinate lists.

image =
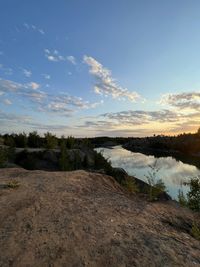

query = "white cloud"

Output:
[[22, 68, 32, 77], [67, 56, 76, 65], [38, 29, 45, 35], [23, 23, 30, 29], [160, 92, 200, 111], [102, 109, 184, 125], [42, 74, 51, 80], [83, 55, 141, 102], [47, 55, 58, 62], [23, 23, 45, 35], [27, 82, 40, 90], [0, 64, 13, 75], [3, 99, 12, 105], [0, 78, 103, 116], [44, 49, 76, 65], [0, 78, 22, 93], [0, 78, 44, 103]]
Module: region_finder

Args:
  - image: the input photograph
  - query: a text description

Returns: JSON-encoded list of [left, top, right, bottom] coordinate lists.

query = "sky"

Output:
[[0, 0, 200, 137]]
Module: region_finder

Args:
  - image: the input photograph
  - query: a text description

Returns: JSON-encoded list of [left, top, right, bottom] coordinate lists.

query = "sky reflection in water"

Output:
[[95, 146, 200, 200]]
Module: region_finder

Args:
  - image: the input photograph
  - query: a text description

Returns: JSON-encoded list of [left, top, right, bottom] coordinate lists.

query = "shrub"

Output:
[[178, 177, 200, 211], [145, 162, 166, 201], [14, 132, 28, 148], [122, 177, 139, 193], [28, 131, 41, 148], [7, 179, 20, 189], [15, 150, 38, 170], [178, 189, 187, 207], [44, 132, 58, 149], [4, 134, 16, 147], [0, 147, 8, 168], [191, 222, 200, 240], [73, 151, 82, 170], [187, 177, 200, 211], [66, 136, 75, 149], [59, 139, 71, 171]]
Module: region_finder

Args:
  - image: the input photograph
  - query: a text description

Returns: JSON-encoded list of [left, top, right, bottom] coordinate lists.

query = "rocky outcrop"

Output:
[[0, 168, 199, 267]]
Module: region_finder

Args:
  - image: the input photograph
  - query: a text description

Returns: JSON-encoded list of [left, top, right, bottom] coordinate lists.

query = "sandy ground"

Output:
[[0, 168, 200, 267]]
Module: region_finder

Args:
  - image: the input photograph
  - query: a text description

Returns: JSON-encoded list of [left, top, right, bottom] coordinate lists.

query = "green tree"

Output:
[[28, 131, 41, 148], [4, 135, 15, 147], [197, 127, 200, 137], [44, 132, 58, 149], [59, 138, 70, 171], [187, 177, 200, 211], [66, 136, 75, 149], [0, 147, 8, 168], [15, 132, 27, 148]]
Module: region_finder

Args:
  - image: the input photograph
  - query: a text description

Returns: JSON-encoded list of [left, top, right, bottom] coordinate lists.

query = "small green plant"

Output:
[[7, 180, 20, 189], [178, 189, 187, 207], [123, 177, 139, 193], [145, 161, 166, 201], [191, 222, 200, 240]]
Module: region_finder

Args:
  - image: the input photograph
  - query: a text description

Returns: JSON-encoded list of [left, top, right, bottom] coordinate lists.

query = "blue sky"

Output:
[[0, 0, 200, 137]]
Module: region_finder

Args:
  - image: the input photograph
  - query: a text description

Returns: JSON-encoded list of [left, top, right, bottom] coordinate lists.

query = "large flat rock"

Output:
[[0, 168, 199, 267]]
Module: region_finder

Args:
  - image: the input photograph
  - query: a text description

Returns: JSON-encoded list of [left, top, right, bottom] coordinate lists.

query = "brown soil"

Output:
[[0, 168, 199, 267]]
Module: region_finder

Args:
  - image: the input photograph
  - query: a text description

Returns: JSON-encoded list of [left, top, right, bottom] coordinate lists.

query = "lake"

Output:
[[95, 146, 200, 200]]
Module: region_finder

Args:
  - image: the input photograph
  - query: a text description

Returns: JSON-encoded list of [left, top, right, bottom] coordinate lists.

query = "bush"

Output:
[[145, 162, 166, 201], [178, 189, 187, 207], [14, 132, 27, 148], [191, 222, 200, 240], [28, 131, 41, 148], [66, 136, 75, 149], [44, 132, 58, 149], [0, 147, 8, 168], [178, 177, 200, 211], [59, 139, 71, 171], [187, 177, 200, 211], [7, 180, 20, 189], [15, 150, 38, 170], [122, 177, 139, 193]]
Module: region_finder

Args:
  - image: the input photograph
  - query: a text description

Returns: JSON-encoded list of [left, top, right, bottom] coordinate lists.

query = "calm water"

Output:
[[95, 146, 200, 200]]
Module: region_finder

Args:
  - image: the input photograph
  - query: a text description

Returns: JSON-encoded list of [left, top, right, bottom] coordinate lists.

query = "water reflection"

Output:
[[95, 146, 200, 200]]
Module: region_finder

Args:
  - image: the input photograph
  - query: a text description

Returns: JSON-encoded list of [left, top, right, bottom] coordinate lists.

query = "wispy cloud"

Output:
[[0, 109, 31, 125], [0, 78, 104, 116], [44, 49, 76, 64], [2, 99, 12, 105], [83, 55, 141, 102], [27, 82, 40, 90], [0, 78, 44, 102], [76, 107, 200, 136], [67, 56, 76, 65], [39, 95, 104, 116], [22, 68, 32, 78], [42, 74, 51, 80], [23, 23, 45, 35], [160, 92, 200, 111], [102, 109, 184, 125], [0, 64, 13, 75]]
